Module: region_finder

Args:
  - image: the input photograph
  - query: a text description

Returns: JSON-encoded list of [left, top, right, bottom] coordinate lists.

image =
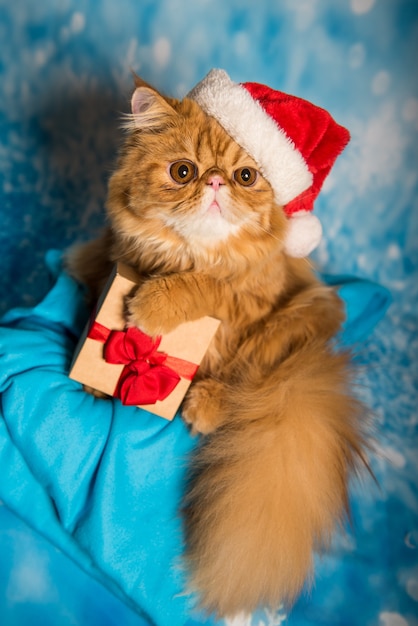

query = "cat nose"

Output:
[[207, 174, 225, 191]]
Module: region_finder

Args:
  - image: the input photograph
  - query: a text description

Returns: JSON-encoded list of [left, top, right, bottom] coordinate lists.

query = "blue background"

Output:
[[0, 1, 417, 625]]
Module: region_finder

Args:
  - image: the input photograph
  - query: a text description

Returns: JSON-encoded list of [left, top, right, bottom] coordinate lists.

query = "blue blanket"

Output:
[[0, 250, 390, 626]]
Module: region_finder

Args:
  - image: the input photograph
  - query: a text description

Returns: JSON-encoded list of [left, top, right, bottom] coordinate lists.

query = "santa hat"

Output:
[[188, 69, 350, 257]]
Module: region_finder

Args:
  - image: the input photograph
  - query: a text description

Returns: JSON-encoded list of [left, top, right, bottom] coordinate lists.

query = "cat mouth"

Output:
[[207, 199, 221, 214]]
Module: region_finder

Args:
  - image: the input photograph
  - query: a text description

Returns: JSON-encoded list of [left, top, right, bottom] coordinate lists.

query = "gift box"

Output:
[[69, 263, 220, 420]]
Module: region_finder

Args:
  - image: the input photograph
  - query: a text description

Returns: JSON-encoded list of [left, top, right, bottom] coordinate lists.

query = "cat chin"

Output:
[[159, 208, 243, 246], [191, 212, 242, 243]]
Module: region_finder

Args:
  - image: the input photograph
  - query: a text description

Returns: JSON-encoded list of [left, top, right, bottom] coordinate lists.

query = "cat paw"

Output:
[[182, 379, 226, 435], [127, 278, 185, 336]]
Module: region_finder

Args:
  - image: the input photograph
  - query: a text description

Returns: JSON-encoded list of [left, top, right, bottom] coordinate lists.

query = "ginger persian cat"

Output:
[[67, 75, 369, 619]]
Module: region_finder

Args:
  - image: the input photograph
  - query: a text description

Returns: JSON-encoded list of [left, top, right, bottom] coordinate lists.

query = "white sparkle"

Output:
[[381, 446, 406, 469], [153, 37, 171, 69], [406, 578, 418, 601], [372, 71, 391, 95], [387, 244, 401, 260], [402, 98, 418, 123], [70, 12, 85, 34], [379, 612, 409, 626], [351, 0, 375, 15]]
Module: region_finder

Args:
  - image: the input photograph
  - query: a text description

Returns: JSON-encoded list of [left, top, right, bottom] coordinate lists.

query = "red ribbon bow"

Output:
[[88, 322, 198, 406]]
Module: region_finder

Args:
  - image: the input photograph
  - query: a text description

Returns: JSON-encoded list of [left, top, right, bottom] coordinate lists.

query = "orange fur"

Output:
[[66, 77, 371, 618]]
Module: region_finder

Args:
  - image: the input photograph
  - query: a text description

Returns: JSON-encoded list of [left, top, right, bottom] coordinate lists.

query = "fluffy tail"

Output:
[[183, 344, 370, 618]]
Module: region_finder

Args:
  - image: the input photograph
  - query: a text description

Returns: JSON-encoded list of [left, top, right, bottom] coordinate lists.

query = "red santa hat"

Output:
[[188, 69, 350, 257]]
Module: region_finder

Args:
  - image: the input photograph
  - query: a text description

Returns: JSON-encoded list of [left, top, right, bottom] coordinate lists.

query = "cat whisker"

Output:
[[247, 220, 284, 245]]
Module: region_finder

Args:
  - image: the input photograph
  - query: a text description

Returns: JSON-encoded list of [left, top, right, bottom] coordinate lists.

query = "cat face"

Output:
[[107, 82, 288, 271], [153, 120, 274, 245]]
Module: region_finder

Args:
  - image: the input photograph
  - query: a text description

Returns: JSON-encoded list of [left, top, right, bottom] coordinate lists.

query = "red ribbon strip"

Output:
[[87, 321, 198, 406]]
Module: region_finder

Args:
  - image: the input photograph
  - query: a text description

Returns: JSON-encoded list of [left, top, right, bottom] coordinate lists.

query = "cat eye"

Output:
[[169, 160, 197, 185], [233, 167, 259, 187]]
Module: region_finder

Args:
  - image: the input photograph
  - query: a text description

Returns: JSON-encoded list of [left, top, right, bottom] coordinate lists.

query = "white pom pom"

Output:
[[283, 211, 323, 258]]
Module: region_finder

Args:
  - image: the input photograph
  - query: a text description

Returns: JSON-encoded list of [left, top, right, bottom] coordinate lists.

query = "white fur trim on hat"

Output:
[[283, 211, 323, 258], [187, 69, 313, 206]]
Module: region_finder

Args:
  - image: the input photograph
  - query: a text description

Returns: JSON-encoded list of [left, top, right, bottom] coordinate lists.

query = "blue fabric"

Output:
[[0, 251, 390, 626], [320, 274, 392, 348], [0, 251, 202, 626]]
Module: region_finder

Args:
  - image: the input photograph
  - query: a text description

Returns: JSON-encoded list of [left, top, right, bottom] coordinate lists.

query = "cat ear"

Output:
[[127, 85, 176, 131]]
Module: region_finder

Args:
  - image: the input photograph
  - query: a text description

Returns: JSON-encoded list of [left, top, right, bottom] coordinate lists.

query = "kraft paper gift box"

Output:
[[69, 263, 220, 420]]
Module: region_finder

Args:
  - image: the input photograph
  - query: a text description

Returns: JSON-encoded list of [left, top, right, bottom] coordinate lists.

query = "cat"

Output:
[[66, 72, 370, 619]]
